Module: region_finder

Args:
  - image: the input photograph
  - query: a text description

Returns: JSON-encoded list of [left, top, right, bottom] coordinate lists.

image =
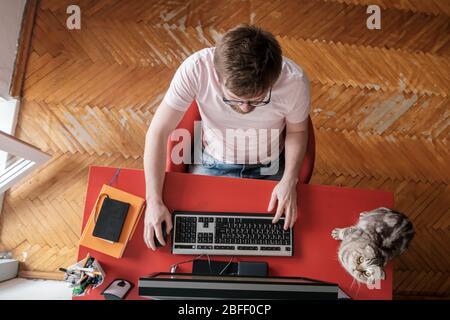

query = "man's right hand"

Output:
[[142, 101, 184, 251], [144, 200, 173, 250]]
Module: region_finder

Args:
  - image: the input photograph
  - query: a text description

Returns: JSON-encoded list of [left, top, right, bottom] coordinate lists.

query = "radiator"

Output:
[[0, 259, 19, 282]]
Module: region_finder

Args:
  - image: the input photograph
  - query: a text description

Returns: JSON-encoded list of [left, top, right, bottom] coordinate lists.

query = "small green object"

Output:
[[72, 277, 91, 296], [72, 286, 84, 296]]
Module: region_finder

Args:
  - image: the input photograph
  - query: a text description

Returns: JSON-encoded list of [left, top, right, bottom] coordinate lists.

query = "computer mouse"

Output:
[[154, 222, 167, 247]]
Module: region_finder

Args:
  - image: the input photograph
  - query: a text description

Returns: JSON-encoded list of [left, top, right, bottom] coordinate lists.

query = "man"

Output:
[[143, 25, 310, 250]]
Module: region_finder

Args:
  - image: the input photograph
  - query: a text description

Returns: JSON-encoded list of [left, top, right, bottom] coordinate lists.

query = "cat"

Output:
[[331, 207, 414, 285]]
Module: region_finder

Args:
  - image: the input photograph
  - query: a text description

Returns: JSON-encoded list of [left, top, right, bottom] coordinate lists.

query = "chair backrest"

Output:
[[166, 101, 315, 183], [165, 101, 201, 173]]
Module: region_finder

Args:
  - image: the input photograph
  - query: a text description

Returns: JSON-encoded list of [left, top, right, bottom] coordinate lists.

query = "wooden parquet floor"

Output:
[[0, 0, 448, 299]]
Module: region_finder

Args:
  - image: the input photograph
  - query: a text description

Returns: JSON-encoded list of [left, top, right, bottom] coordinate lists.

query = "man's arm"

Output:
[[268, 118, 308, 229], [143, 101, 185, 250], [283, 119, 309, 183]]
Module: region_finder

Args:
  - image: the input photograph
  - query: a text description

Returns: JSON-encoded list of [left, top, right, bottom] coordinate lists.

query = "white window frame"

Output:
[[0, 130, 51, 193]]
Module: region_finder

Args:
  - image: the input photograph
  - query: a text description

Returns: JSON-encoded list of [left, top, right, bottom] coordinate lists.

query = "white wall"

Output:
[[0, 0, 26, 214], [0, 0, 27, 99], [0, 99, 20, 214], [0, 98, 20, 169], [0, 99, 20, 135]]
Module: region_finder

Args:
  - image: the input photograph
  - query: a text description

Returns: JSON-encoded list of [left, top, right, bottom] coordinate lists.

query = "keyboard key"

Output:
[[213, 245, 235, 250], [174, 245, 195, 249], [261, 246, 281, 251], [237, 246, 258, 250]]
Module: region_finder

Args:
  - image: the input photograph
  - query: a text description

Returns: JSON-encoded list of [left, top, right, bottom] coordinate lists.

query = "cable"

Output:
[[108, 168, 121, 186], [219, 256, 235, 275], [92, 168, 120, 224], [171, 255, 236, 276], [169, 254, 211, 274], [206, 254, 212, 274]]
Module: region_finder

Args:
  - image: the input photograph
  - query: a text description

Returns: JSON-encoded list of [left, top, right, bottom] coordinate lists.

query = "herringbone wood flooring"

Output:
[[0, 0, 448, 299]]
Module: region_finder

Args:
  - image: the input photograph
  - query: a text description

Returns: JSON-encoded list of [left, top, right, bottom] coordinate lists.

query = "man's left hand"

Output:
[[267, 178, 298, 230]]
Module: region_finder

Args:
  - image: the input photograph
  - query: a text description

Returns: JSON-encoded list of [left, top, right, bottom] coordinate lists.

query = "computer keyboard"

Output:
[[172, 211, 293, 256]]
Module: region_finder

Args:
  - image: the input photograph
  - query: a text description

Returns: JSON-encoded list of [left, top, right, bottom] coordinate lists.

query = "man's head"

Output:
[[214, 24, 282, 112]]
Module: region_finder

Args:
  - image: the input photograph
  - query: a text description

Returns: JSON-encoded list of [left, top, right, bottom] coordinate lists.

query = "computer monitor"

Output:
[[139, 273, 345, 299]]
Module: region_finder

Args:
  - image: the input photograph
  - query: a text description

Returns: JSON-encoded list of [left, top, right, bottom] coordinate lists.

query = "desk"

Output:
[[75, 166, 393, 300]]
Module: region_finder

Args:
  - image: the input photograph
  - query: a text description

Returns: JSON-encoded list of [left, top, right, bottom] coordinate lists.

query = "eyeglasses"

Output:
[[222, 87, 272, 108]]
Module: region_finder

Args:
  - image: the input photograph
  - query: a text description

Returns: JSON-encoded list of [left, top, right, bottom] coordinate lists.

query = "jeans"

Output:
[[188, 151, 285, 181]]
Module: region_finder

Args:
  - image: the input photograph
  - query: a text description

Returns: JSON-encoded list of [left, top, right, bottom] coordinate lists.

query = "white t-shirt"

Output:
[[163, 47, 310, 164]]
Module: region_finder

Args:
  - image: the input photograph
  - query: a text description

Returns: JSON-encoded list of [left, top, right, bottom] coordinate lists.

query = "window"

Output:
[[0, 130, 50, 193]]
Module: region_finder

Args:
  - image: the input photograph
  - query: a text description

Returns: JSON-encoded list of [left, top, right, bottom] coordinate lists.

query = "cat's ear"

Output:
[[364, 245, 375, 256], [380, 268, 386, 280], [373, 266, 385, 280]]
